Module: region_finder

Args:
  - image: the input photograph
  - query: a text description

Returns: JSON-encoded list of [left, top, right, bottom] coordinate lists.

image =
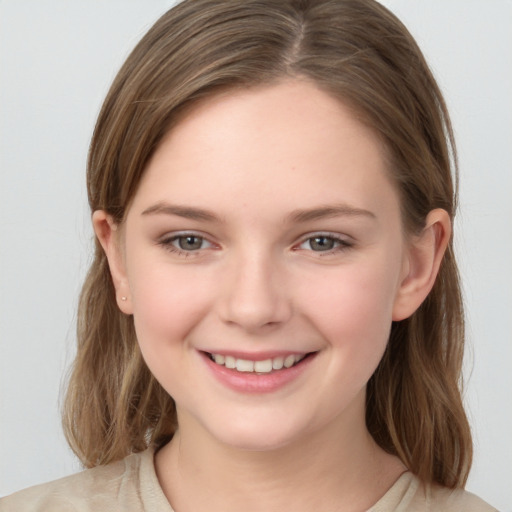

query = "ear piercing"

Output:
[[121, 296, 127, 301]]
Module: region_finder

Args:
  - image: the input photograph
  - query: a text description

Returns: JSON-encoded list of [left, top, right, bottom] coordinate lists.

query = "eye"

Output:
[[304, 236, 336, 251], [297, 234, 351, 253], [158, 233, 214, 254], [173, 235, 208, 251]]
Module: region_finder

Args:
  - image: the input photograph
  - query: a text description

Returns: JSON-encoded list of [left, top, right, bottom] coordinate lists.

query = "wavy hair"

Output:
[[63, 0, 471, 487]]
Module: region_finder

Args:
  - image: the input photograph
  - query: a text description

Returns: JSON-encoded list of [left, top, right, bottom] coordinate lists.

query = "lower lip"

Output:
[[201, 352, 316, 394]]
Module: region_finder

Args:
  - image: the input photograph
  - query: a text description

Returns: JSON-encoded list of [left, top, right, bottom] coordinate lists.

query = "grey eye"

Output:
[[303, 236, 337, 251], [176, 235, 205, 250]]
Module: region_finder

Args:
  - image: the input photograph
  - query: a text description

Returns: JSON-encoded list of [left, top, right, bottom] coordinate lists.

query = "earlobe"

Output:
[[392, 209, 451, 321], [92, 210, 133, 315]]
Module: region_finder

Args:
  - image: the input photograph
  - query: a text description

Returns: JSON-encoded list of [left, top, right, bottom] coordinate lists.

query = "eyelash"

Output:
[[158, 233, 213, 257], [295, 233, 353, 255], [158, 231, 353, 258]]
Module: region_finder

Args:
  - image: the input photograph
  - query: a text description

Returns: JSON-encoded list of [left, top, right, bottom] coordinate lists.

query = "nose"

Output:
[[218, 249, 292, 333]]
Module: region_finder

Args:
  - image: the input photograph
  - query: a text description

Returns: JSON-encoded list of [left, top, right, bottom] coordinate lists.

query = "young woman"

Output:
[[0, 0, 498, 510]]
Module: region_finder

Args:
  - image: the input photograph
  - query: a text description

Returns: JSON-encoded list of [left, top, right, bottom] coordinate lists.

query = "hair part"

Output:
[[63, 0, 471, 487]]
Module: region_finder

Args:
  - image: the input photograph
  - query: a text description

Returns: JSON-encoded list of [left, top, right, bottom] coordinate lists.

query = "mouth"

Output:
[[201, 350, 317, 393], [205, 352, 312, 374]]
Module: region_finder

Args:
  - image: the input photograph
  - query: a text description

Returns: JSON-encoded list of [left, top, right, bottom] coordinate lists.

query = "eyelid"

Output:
[[294, 231, 354, 253], [157, 230, 217, 255]]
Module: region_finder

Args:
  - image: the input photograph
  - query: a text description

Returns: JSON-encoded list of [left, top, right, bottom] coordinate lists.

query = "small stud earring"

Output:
[[121, 296, 127, 301]]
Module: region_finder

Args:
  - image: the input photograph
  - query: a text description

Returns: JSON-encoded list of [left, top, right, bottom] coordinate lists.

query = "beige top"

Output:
[[0, 448, 498, 512]]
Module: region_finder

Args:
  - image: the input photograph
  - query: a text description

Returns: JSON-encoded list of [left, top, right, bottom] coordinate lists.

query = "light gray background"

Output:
[[0, 1, 510, 509]]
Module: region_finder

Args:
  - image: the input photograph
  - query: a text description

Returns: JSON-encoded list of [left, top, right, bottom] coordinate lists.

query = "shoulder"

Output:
[[370, 472, 498, 512], [0, 449, 162, 512], [423, 484, 499, 512]]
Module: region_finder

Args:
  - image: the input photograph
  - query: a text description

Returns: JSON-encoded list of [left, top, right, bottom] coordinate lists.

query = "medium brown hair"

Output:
[[63, 0, 472, 487]]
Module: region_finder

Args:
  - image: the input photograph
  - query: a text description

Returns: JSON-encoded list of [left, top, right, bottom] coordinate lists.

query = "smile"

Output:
[[208, 353, 306, 373], [202, 350, 317, 393]]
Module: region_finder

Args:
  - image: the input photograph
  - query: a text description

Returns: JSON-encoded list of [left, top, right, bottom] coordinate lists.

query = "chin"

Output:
[[217, 431, 301, 452], [200, 411, 317, 453]]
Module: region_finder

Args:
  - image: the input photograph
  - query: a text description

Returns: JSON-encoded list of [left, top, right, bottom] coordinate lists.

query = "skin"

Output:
[[95, 80, 450, 512]]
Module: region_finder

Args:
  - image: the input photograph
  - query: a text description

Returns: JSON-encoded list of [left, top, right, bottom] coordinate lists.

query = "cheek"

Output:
[[127, 263, 218, 403], [127, 260, 213, 351], [301, 260, 399, 362]]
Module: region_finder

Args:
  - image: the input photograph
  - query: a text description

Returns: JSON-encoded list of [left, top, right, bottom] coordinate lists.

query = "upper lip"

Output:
[[199, 349, 313, 361]]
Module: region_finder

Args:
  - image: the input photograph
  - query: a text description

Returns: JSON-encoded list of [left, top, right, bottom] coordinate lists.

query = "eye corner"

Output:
[[294, 232, 354, 255], [157, 231, 219, 257]]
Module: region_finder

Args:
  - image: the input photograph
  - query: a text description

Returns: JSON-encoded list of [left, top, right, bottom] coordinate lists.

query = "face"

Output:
[[105, 80, 416, 451]]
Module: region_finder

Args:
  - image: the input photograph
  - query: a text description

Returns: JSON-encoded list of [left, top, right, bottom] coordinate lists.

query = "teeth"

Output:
[[254, 359, 273, 373], [210, 353, 306, 373], [284, 355, 295, 368], [272, 356, 284, 370], [236, 359, 254, 372], [213, 354, 225, 365]]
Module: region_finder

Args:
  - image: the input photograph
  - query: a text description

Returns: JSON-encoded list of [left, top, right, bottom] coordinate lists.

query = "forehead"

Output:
[[130, 79, 399, 221]]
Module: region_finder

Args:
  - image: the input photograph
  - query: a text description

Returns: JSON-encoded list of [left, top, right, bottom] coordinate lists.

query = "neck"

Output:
[[155, 399, 405, 512]]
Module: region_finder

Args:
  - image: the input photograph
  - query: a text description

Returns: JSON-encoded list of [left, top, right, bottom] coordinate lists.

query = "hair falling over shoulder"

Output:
[[63, 0, 472, 487]]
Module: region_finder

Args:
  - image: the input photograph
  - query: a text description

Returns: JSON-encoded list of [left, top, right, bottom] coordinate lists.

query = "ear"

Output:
[[392, 208, 451, 321], [92, 210, 133, 315]]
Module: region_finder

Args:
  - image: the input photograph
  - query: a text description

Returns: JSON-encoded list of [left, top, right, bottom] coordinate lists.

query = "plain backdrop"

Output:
[[0, 1, 510, 510]]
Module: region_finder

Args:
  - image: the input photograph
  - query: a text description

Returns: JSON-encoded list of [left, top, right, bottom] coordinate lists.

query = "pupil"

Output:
[[311, 237, 334, 251], [179, 236, 202, 250]]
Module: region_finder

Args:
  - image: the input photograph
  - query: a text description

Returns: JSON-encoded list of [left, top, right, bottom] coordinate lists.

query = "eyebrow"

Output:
[[286, 204, 376, 223], [141, 202, 376, 224], [141, 203, 219, 222]]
